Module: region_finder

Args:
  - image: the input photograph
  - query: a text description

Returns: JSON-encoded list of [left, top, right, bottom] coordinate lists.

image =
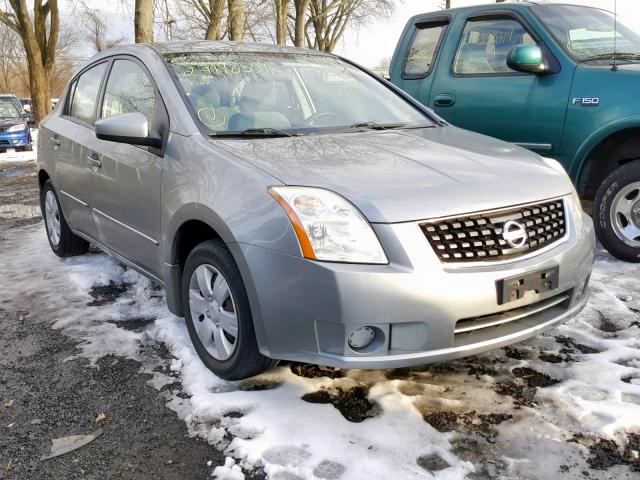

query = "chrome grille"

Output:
[[420, 199, 566, 262]]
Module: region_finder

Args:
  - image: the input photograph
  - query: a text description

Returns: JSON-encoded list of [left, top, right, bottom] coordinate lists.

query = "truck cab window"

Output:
[[403, 23, 447, 77], [454, 18, 537, 75]]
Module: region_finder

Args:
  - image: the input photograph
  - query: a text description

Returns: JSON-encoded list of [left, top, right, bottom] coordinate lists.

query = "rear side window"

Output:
[[69, 63, 108, 124], [403, 22, 448, 77], [101, 59, 156, 125], [453, 17, 538, 75]]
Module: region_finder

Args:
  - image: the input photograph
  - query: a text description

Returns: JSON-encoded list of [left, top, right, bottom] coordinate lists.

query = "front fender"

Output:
[[569, 115, 640, 182]]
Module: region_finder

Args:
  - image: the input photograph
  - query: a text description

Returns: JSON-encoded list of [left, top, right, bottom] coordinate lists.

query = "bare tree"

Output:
[[0, 0, 60, 123], [135, 0, 154, 42], [273, 0, 288, 44], [307, 0, 392, 52], [85, 9, 125, 52], [227, 0, 245, 40], [0, 22, 21, 93], [292, 0, 309, 47]]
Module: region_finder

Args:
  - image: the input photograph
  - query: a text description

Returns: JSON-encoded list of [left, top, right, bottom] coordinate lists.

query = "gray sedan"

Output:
[[37, 41, 595, 379]]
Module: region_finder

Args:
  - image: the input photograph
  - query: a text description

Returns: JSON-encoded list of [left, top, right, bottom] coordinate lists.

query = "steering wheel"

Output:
[[305, 112, 338, 127]]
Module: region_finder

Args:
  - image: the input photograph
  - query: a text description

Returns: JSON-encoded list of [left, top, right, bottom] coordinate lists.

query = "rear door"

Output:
[[390, 15, 450, 105], [429, 10, 573, 157], [86, 57, 166, 277], [53, 61, 109, 237]]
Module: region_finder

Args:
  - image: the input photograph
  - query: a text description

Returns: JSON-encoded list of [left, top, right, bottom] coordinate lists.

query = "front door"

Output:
[[53, 61, 109, 237], [429, 12, 574, 157], [86, 58, 165, 277]]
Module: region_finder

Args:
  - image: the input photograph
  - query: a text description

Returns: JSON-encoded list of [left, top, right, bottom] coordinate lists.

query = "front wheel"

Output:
[[41, 180, 90, 257], [182, 239, 275, 380], [594, 161, 640, 262]]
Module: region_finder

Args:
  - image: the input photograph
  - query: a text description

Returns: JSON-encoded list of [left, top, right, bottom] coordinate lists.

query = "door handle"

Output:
[[86, 153, 102, 169], [433, 94, 456, 107], [51, 136, 61, 147]]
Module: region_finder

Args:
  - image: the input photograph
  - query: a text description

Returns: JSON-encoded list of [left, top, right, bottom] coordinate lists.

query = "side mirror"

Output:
[[95, 112, 162, 148], [507, 45, 547, 74]]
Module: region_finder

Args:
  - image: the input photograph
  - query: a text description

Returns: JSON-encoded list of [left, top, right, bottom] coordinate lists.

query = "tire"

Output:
[[40, 180, 90, 257], [594, 160, 640, 262], [182, 239, 275, 380]]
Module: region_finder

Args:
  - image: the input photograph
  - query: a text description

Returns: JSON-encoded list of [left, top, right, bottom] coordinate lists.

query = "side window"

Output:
[[69, 63, 108, 124], [101, 59, 156, 124], [453, 17, 538, 75], [403, 22, 448, 77]]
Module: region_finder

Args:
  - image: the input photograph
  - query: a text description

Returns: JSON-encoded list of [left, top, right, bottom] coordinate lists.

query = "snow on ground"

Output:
[[1, 224, 639, 480]]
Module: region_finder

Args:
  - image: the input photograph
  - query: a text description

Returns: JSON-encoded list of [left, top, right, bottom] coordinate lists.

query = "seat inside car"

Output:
[[229, 81, 292, 131], [189, 83, 238, 130]]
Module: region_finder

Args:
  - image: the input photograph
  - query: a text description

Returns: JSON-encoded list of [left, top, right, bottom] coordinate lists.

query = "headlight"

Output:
[[7, 123, 26, 132], [269, 186, 388, 264]]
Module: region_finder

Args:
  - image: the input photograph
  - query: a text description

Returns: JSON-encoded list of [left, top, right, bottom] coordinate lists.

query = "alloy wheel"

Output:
[[610, 181, 640, 247]]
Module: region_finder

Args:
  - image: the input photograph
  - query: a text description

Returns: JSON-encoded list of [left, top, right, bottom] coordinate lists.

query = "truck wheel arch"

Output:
[[574, 118, 640, 200]]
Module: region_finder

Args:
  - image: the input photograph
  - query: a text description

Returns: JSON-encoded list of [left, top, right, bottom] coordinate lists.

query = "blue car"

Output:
[[0, 97, 32, 152]]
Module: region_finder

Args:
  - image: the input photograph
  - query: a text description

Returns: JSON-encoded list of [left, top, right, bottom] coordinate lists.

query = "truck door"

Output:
[[429, 11, 574, 158], [389, 15, 450, 106]]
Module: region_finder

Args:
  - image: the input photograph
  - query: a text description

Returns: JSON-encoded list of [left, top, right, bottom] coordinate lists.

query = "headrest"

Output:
[[190, 84, 221, 109], [239, 82, 278, 112]]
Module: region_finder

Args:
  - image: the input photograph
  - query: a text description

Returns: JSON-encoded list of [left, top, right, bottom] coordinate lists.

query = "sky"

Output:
[[69, 0, 640, 68], [335, 0, 640, 67]]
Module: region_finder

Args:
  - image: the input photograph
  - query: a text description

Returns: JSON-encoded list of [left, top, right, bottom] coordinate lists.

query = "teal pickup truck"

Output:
[[390, 2, 640, 262]]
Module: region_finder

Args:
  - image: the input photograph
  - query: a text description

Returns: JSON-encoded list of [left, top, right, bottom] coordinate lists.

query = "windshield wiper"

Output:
[[210, 128, 301, 138], [350, 121, 408, 130], [580, 52, 640, 62]]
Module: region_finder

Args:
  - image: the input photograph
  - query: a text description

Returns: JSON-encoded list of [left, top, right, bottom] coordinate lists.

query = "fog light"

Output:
[[348, 326, 375, 349], [12, 139, 19, 144]]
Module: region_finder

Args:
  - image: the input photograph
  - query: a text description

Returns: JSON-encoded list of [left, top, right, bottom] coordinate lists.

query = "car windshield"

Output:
[[533, 5, 640, 62], [164, 52, 430, 135], [0, 99, 20, 118]]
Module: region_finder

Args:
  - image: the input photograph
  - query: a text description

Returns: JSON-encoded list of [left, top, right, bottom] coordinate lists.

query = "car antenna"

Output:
[[612, 0, 618, 71]]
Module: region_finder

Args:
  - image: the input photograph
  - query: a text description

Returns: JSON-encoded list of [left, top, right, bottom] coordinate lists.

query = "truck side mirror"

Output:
[[507, 45, 547, 74]]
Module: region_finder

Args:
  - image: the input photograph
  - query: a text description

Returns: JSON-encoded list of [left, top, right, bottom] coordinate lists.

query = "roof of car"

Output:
[[138, 40, 331, 57], [421, 1, 606, 15]]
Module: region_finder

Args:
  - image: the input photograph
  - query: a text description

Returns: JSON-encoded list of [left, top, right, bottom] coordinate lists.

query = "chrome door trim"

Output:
[[60, 189, 89, 208], [92, 208, 160, 246], [73, 230, 164, 285]]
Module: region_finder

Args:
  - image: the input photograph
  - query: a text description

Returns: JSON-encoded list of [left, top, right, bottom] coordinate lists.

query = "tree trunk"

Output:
[[227, 0, 245, 41], [135, 0, 154, 43], [204, 0, 225, 40], [293, 0, 309, 47], [274, 0, 289, 45]]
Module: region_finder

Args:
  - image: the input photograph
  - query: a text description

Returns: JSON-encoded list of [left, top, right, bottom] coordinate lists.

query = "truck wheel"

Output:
[[41, 180, 90, 257], [594, 161, 640, 262], [182, 239, 276, 380]]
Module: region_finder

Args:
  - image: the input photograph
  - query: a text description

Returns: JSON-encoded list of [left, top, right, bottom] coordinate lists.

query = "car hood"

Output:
[[215, 126, 574, 223], [0, 118, 23, 128]]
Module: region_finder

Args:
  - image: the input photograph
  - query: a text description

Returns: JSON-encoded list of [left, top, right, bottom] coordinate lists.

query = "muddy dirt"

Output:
[[290, 363, 344, 379], [87, 281, 131, 306], [0, 161, 40, 233], [572, 433, 640, 472], [512, 367, 562, 388], [301, 386, 377, 423], [0, 308, 226, 479], [421, 409, 512, 435]]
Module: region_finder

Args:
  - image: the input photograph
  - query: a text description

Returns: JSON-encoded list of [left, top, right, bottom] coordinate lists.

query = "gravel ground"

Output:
[[0, 161, 228, 479]]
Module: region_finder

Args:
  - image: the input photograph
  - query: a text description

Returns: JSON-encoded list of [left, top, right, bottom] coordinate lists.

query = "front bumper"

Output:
[[231, 196, 595, 369], [0, 129, 30, 149]]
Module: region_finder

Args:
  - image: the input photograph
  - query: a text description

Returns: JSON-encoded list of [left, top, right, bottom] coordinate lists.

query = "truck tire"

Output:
[[41, 180, 90, 257], [594, 161, 640, 262], [181, 239, 276, 380]]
